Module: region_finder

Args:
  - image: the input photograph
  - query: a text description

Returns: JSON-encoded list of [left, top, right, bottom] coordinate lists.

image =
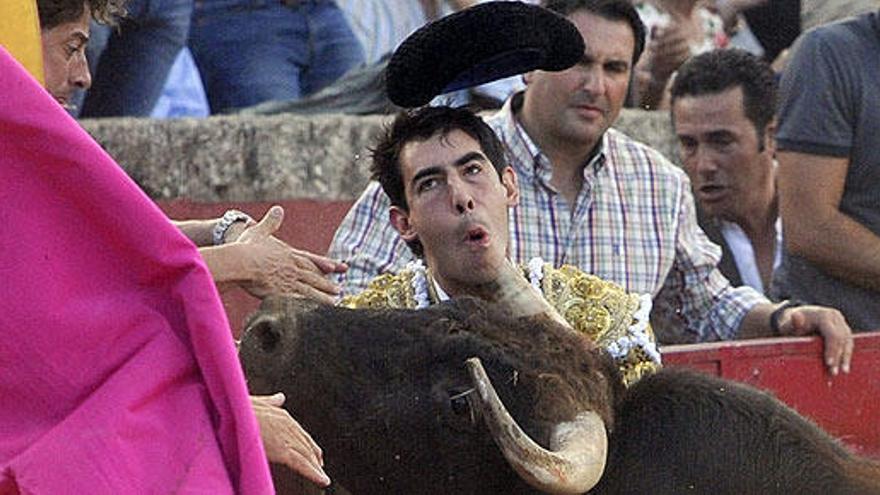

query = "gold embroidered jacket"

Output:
[[341, 259, 661, 386]]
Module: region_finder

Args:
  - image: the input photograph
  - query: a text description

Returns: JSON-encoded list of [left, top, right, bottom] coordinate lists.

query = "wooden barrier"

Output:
[[158, 197, 880, 459], [664, 334, 880, 458]]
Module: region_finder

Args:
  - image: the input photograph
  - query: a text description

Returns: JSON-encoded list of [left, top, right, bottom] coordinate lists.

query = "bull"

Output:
[[239, 296, 880, 494]]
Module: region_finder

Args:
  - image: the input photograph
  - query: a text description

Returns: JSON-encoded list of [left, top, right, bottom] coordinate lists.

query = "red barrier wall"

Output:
[[664, 333, 880, 458]]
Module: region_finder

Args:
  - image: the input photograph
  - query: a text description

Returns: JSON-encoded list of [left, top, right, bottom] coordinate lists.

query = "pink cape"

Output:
[[0, 47, 273, 493]]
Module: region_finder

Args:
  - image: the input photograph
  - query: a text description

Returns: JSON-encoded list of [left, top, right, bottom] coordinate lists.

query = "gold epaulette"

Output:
[[536, 263, 662, 386], [340, 270, 419, 309]]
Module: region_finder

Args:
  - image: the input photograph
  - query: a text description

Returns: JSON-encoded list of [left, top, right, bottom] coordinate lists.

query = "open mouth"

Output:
[[463, 226, 489, 246]]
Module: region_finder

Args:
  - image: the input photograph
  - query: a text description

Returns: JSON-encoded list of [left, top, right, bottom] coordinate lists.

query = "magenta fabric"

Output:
[[0, 47, 273, 493]]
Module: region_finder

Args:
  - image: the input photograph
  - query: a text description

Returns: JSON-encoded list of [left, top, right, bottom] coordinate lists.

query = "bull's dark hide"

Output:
[[241, 296, 619, 495], [240, 296, 880, 495], [595, 368, 880, 495]]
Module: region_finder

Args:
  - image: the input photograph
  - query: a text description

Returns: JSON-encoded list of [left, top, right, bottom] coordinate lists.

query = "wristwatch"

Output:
[[769, 299, 806, 335], [212, 209, 253, 246]]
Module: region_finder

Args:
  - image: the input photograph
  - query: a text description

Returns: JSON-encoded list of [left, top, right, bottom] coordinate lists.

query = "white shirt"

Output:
[[719, 217, 782, 294]]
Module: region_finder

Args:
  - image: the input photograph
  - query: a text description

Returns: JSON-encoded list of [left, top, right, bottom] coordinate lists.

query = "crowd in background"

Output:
[[71, 0, 877, 119]]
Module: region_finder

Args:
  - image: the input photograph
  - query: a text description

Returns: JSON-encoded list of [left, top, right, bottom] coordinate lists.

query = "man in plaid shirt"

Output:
[[328, 0, 853, 373]]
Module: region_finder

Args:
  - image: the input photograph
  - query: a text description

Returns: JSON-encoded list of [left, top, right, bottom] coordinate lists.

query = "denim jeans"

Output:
[[188, 0, 365, 113], [79, 0, 194, 117]]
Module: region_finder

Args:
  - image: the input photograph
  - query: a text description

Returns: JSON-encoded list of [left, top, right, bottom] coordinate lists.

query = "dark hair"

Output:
[[671, 49, 778, 142], [37, 0, 126, 30], [542, 0, 646, 66], [370, 106, 509, 256]]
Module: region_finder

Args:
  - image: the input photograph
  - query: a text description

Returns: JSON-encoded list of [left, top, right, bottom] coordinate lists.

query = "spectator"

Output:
[[773, 9, 880, 332], [188, 0, 364, 113], [329, 0, 853, 373], [631, 0, 729, 109], [335, 0, 430, 65], [708, 0, 800, 62], [79, 0, 192, 117], [801, 0, 878, 31], [670, 49, 779, 295], [37, 0, 122, 109]]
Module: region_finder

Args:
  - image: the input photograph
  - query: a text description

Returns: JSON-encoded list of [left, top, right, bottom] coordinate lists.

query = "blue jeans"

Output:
[[80, 0, 194, 117], [188, 0, 365, 113]]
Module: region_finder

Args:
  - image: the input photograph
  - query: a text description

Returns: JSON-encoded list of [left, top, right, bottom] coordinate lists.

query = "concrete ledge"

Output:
[[80, 109, 679, 202]]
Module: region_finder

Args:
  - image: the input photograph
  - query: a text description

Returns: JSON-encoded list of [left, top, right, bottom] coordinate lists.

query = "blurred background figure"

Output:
[[707, 0, 799, 63], [188, 0, 364, 114], [631, 0, 730, 109], [773, 8, 880, 332], [80, 0, 193, 117], [336, 0, 430, 65], [801, 0, 878, 31], [670, 49, 779, 295]]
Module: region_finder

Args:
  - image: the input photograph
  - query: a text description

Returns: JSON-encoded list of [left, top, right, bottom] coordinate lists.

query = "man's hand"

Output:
[[235, 206, 348, 303], [645, 22, 692, 81], [777, 305, 854, 376], [251, 393, 331, 487]]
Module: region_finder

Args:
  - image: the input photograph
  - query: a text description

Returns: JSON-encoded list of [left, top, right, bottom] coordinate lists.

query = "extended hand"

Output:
[[778, 306, 854, 375], [646, 21, 692, 80], [235, 206, 348, 303], [251, 393, 331, 487]]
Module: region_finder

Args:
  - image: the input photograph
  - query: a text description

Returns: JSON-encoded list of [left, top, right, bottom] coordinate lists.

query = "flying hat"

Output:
[[386, 1, 585, 108]]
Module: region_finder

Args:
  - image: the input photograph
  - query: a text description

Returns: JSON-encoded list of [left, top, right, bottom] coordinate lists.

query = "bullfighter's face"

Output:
[[40, 4, 92, 108], [390, 129, 519, 296], [673, 86, 776, 224]]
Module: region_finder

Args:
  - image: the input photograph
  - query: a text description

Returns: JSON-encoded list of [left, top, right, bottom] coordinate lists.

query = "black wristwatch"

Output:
[[769, 299, 806, 335]]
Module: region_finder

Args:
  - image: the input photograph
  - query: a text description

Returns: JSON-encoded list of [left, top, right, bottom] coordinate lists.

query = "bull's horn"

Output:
[[465, 357, 607, 494]]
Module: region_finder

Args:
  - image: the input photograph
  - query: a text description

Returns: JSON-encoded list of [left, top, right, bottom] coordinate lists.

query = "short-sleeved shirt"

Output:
[[328, 93, 767, 343], [773, 11, 880, 330]]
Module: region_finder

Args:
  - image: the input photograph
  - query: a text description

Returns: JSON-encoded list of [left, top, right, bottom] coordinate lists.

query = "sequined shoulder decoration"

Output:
[[340, 260, 428, 309], [525, 259, 662, 386]]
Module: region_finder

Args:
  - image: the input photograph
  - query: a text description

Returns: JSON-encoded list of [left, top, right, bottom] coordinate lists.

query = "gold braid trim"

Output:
[[341, 262, 661, 387], [340, 270, 419, 309], [533, 263, 661, 387]]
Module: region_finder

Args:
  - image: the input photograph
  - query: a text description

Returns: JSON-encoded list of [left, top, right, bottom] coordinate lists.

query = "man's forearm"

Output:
[[173, 219, 217, 247], [787, 209, 880, 292], [778, 151, 880, 292], [736, 302, 777, 339]]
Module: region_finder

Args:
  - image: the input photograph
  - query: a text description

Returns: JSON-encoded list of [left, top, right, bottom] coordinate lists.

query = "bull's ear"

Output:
[[249, 316, 282, 353]]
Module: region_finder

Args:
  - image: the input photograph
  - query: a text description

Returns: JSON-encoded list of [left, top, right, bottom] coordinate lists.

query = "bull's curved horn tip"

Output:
[[465, 357, 607, 495]]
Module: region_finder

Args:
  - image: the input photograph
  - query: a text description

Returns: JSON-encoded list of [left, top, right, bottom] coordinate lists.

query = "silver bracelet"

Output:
[[212, 209, 253, 246]]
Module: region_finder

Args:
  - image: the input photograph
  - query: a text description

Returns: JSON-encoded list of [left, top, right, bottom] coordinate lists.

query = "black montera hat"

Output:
[[386, 1, 585, 108]]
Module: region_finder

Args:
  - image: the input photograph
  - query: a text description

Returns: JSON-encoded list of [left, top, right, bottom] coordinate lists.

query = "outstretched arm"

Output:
[[200, 206, 347, 304]]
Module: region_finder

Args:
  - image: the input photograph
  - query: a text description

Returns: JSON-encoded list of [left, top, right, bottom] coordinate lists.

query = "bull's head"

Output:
[[240, 296, 619, 494]]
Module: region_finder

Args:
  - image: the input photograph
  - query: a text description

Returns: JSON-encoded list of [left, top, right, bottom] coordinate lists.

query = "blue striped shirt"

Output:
[[328, 94, 767, 343]]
